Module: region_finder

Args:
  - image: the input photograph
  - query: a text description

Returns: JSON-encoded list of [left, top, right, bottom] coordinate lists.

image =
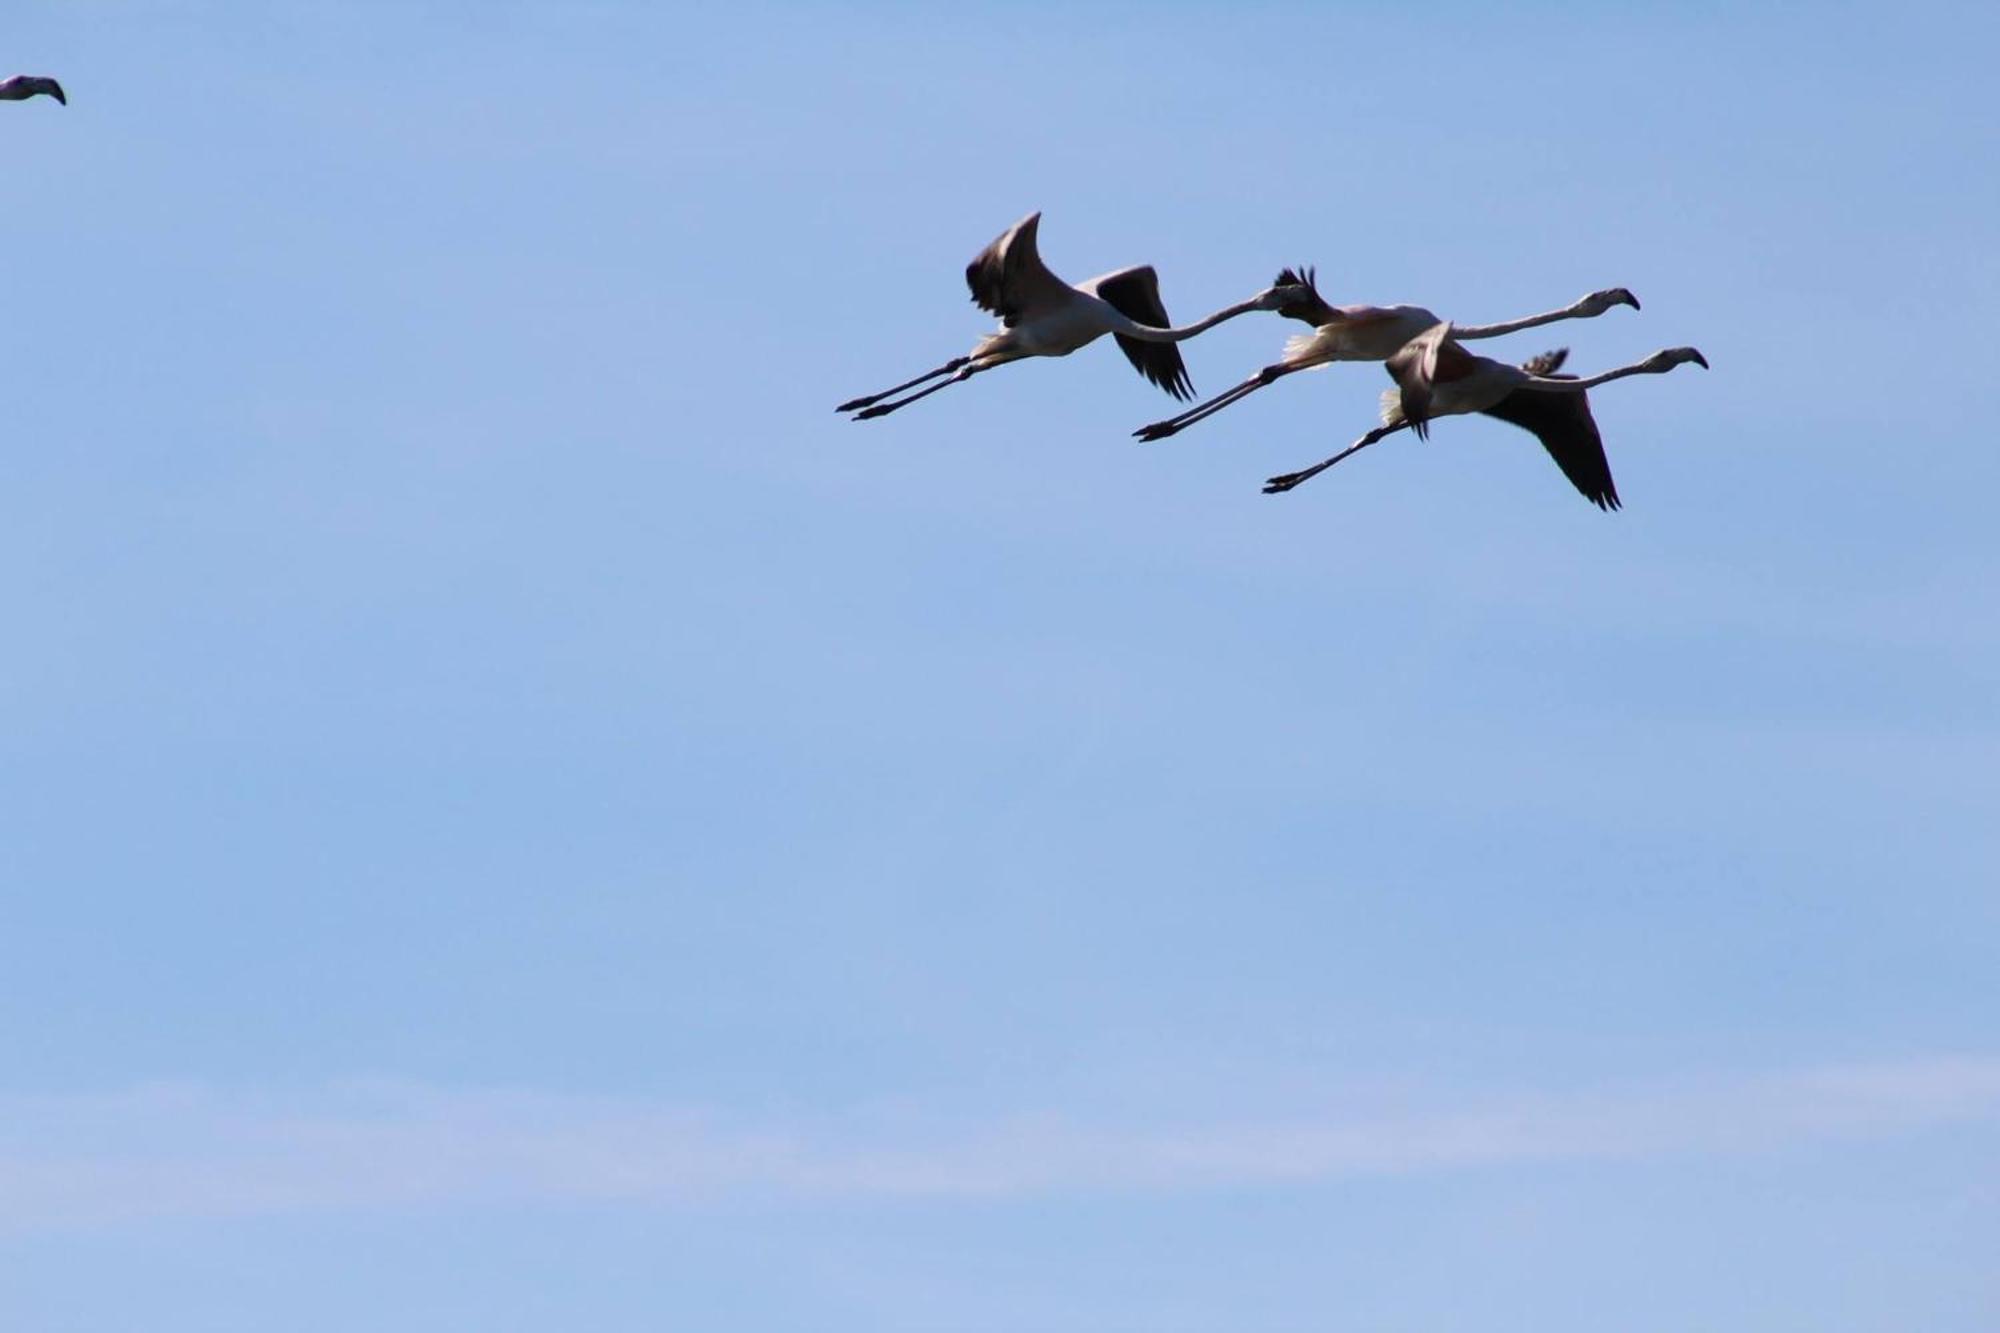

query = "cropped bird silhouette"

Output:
[[0, 75, 65, 105], [1262, 323, 1708, 507], [1134, 266, 1637, 441], [838, 212, 1305, 420]]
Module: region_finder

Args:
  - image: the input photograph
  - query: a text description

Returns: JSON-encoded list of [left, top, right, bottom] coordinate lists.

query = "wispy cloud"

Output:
[[4, 1055, 1998, 1233]]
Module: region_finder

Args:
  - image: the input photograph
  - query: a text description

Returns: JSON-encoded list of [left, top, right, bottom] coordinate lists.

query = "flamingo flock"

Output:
[[14, 71, 1700, 515], [841, 213, 1707, 511]]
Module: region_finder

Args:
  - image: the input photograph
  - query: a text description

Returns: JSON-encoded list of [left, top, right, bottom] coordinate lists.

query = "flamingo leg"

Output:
[[849, 355, 1014, 420], [1262, 422, 1408, 494], [837, 356, 972, 413], [1133, 364, 1299, 441]]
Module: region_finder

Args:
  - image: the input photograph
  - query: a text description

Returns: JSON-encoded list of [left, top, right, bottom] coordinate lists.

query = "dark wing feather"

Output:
[[1091, 265, 1195, 401], [1479, 375, 1621, 510], [964, 212, 1068, 327], [0, 74, 64, 103], [1518, 348, 1570, 377], [1272, 264, 1338, 326]]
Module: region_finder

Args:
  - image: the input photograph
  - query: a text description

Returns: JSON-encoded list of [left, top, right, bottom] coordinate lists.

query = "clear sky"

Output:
[[2, 3, 1996, 1329]]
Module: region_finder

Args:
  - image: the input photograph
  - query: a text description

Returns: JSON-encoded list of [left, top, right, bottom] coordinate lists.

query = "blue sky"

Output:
[[2, 3, 1996, 1329]]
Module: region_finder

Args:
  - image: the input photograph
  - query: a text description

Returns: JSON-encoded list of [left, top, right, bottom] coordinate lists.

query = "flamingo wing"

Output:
[[965, 212, 1072, 327], [1271, 265, 1338, 326], [1083, 264, 1195, 401], [1479, 351, 1621, 510], [0, 74, 64, 104], [1385, 322, 1470, 440]]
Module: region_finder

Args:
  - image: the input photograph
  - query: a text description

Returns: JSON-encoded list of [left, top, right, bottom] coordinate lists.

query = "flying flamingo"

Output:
[[1133, 266, 1638, 441], [0, 75, 65, 105], [837, 212, 1305, 420], [1262, 324, 1708, 508]]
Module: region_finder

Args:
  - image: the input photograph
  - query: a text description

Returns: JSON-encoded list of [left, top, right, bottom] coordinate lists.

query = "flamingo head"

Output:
[[1577, 287, 1641, 315]]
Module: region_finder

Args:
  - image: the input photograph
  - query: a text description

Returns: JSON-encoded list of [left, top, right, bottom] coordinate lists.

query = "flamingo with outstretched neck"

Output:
[[1134, 266, 1638, 441], [838, 212, 1305, 420], [1262, 324, 1708, 508]]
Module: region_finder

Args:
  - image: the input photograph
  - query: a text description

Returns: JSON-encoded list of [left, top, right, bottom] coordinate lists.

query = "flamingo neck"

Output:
[[1110, 297, 1265, 344], [1452, 304, 1580, 340]]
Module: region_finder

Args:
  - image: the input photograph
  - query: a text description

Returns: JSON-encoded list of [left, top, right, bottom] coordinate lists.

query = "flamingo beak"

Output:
[[1619, 289, 1640, 310]]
